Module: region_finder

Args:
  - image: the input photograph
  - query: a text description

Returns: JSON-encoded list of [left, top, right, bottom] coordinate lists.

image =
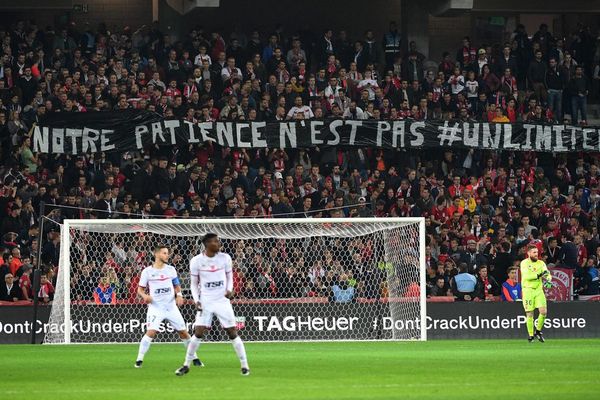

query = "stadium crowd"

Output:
[[1, 19, 600, 305]]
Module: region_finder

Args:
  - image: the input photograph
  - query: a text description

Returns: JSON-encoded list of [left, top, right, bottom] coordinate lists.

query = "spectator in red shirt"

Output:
[[18, 264, 33, 301], [575, 233, 588, 268], [37, 273, 55, 303], [448, 176, 464, 198]]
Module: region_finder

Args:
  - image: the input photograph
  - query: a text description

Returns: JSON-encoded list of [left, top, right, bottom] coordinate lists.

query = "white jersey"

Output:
[[139, 265, 179, 306], [190, 252, 233, 303]]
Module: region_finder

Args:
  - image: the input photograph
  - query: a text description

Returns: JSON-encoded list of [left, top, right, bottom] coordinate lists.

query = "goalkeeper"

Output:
[[520, 244, 552, 343]]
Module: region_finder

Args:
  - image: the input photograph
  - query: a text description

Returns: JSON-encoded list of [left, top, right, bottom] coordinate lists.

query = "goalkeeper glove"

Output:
[[543, 281, 552, 289]]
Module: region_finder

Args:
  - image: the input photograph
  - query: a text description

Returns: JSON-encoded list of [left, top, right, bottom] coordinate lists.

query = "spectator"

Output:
[[19, 264, 33, 301], [430, 276, 451, 297], [576, 256, 599, 295], [464, 239, 488, 271], [37, 273, 54, 303], [528, 50, 547, 102], [490, 241, 514, 283], [474, 265, 501, 301], [343, 101, 366, 119], [569, 66, 589, 125], [0, 273, 21, 301], [0, 19, 598, 307], [331, 274, 355, 303], [9, 247, 23, 276], [451, 262, 477, 301], [559, 233, 579, 269], [93, 276, 117, 305], [546, 57, 565, 122], [501, 266, 522, 301]]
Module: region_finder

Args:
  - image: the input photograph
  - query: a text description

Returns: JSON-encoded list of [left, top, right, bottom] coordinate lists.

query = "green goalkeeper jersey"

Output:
[[520, 258, 550, 290]]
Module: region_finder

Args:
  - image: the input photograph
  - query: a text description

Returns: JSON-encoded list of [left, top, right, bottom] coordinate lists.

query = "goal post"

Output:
[[46, 217, 427, 344]]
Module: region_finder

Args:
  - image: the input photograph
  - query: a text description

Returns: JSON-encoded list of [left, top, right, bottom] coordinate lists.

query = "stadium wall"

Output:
[[0, 302, 598, 344]]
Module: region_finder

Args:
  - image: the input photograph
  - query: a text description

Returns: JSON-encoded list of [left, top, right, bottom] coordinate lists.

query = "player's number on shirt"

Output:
[[205, 281, 224, 288]]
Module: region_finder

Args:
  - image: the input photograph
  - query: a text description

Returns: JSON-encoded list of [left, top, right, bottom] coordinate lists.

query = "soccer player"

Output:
[[135, 245, 202, 368], [520, 244, 552, 343], [175, 233, 250, 376]]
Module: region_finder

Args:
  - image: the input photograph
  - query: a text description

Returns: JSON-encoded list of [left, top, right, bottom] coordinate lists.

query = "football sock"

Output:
[[232, 336, 249, 369], [536, 314, 546, 332], [181, 337, 198, 360], [184, 335, 202, 367], [526, 316, 534, 337], [137, 334, 153, 361]]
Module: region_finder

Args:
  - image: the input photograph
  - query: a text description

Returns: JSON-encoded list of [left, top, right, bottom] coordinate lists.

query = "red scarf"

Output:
[[482, 277, 490, 298]]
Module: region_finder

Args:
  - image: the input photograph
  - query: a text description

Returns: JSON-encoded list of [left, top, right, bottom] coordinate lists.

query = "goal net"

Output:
[[45, 218, 426, 343]]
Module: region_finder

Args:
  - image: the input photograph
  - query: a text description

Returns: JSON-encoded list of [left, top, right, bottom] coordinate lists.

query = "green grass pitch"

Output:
[[1, 339, 599, 399]]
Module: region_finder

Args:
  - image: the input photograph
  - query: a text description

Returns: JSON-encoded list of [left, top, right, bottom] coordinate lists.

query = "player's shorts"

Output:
[[522, 288, 547, 312], [146, 303, 187, 332], [194, 300, 236, 329]]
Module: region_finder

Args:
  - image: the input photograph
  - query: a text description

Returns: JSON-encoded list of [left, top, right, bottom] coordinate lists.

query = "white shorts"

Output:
[[194, 300, 236, 329], [146, 303, 187, 332]]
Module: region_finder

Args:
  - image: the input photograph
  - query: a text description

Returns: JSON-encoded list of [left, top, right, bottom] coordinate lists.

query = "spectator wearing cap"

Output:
[[451, 262, 477, 301], [0, 272, 21, 301], [356, 196, 373, 217], [470, 48, 489, 76]]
